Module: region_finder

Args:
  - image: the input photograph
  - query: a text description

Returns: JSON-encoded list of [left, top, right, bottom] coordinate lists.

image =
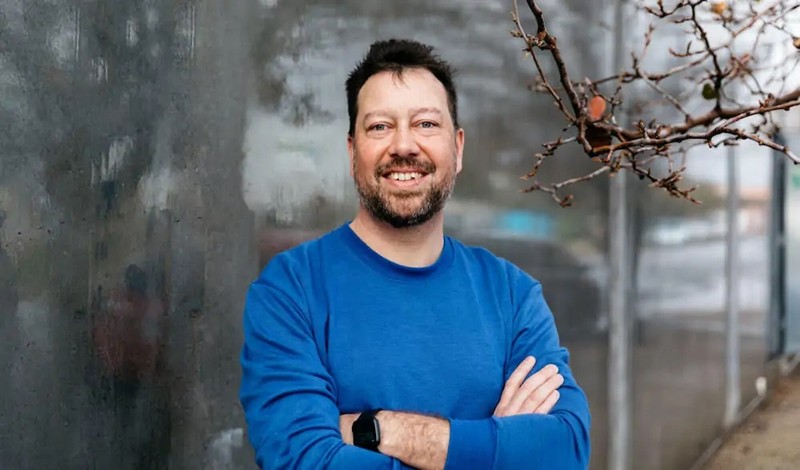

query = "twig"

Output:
[[511, 0, 800, 205]]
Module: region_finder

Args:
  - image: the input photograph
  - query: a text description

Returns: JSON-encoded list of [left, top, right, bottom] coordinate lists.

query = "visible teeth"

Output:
[[389, 172, 422, 181]]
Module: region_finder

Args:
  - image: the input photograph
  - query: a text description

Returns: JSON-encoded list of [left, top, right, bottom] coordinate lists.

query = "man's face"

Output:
[[348, 68, 464, 228]]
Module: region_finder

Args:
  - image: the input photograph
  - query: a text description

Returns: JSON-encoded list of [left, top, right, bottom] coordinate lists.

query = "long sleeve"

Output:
[[445, 275, 591, 470], [239, 258, 400, 469]]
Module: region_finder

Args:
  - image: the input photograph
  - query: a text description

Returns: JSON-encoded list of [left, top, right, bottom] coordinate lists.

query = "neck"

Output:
[[349, 208, 445, 268]]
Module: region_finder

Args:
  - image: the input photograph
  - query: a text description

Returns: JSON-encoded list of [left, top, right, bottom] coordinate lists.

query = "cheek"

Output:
[[354, 144, 384, 168], [420, 139, 456, 161], [431, 151, 459, 174], [352, 154, 376, 180]]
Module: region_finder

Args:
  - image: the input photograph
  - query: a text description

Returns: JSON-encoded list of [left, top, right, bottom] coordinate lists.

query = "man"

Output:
[[239, 39, 591, 469]]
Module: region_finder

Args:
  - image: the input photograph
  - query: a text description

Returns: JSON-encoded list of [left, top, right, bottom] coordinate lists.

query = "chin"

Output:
[[387, 208, 440, 228], [386, 204, 426, 219]]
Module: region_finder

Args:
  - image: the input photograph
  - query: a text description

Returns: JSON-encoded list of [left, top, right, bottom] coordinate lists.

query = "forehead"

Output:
[[357, 68, 449, 117]]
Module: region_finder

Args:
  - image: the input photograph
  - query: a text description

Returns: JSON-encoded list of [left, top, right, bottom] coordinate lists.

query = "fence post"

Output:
[[723, 145, 741, 427], [608, 0, 632, 468]]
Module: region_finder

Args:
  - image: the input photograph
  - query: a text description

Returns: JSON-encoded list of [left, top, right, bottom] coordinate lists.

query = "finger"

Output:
[[508, 365, 564, 415], [504, 365, 559, 416], [511, 369, 562, 415], [519, 373, 564, 414], [534, 390, 560, 415], [494, 356, 536, 416]]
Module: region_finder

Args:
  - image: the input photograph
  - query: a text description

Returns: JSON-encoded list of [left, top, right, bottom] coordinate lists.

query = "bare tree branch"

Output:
[[512, 0, 800, 204]]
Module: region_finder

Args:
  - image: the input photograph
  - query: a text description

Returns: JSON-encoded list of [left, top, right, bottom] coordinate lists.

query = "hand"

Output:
[[494, 356, 563, 417], [339, 413, 359, 445]]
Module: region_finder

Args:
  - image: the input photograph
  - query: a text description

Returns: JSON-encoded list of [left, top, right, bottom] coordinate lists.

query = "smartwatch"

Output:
[[352, 409, 382, 451]]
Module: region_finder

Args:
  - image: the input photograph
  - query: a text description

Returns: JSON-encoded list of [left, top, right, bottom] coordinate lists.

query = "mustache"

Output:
[[374, 157, 435, 176]]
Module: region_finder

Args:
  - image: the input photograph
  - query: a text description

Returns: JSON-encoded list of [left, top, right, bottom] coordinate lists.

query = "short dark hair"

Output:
[[346, 39, 458, 136]]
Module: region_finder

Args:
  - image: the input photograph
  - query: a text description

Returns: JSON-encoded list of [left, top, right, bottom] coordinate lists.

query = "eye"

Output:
[[419, 121, 438, 129], [368, 123, 387, 132]]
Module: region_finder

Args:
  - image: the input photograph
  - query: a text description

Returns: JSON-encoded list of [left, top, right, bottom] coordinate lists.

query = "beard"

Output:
[[353, 155, 457, 229]]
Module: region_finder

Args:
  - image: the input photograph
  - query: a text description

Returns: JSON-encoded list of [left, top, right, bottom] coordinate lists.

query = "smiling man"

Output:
[[239, 39, 591, 469]]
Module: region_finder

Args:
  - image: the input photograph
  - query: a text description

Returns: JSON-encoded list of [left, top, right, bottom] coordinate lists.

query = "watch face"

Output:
[[353, 414, 380, 450]]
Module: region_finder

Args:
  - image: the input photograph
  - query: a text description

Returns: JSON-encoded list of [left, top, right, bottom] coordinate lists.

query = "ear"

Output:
[[347, 134, 355, 177], [454, 127, 465, 174]]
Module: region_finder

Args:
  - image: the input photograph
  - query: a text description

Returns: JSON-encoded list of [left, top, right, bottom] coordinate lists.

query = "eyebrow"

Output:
[[409, 107, 443, 118], [362, 107, 443, 123]]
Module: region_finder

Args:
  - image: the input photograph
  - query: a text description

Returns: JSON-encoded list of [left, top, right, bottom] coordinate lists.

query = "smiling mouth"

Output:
[[385, 171, 426, 181]]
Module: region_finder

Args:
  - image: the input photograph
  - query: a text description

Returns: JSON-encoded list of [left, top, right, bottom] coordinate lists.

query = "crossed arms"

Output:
[[239, 275, 591, 469], [337, 357, 565, 469]]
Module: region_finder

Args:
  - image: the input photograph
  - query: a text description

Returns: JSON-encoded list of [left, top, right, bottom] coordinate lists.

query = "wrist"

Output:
[[375, 410, 397, 455], [376, 411, 450, 465], [352, 409, 382, 451]]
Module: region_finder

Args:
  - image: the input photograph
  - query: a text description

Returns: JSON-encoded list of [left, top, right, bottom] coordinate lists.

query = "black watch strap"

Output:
[[352, 409, 382, 451]]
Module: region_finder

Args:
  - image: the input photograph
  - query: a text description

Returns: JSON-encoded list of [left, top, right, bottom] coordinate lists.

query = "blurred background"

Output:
[[0, 0, 798, 469]]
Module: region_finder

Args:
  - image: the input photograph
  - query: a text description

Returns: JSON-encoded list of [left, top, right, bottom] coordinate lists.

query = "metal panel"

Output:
[[784, 136, 800, 354], [630, 153, 730, 469], [0, 0, 612, 467], [733, 142, 771, 412]]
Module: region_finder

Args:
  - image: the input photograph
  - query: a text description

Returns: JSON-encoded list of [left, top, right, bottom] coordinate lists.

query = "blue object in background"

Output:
[[495, 210, 554, 239]]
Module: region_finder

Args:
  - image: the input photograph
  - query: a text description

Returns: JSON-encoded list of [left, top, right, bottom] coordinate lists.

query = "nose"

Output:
[[388, 125, 420, 158]]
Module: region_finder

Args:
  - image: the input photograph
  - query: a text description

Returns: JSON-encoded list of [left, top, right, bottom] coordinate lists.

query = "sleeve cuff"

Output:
[[444, 418, 497, 470]]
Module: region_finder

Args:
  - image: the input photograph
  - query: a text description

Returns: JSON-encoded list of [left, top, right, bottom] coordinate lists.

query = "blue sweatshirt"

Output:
[[240, 224, 591, 469]]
